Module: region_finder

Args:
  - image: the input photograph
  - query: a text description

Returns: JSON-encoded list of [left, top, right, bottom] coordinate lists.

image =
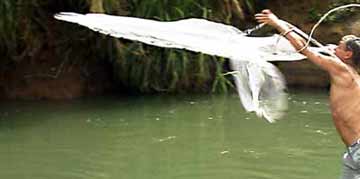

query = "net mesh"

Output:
[[54, 12, 309, 122]]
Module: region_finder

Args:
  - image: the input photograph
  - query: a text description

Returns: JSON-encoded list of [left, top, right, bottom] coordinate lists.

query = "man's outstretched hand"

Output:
[[255, 10, 281, 28]]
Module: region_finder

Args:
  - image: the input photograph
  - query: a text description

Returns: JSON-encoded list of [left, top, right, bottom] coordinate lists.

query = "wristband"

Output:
[[281, 27, 294, 37]]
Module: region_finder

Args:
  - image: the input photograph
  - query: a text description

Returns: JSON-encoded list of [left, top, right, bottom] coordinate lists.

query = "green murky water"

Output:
[[0, 91, 344, 179]]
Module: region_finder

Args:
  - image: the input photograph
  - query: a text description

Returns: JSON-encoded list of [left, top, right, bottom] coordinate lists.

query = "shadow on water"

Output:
[[0, 91, 343, 179]]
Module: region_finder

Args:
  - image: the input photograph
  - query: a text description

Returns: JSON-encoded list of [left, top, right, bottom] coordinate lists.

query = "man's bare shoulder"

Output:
[[303, 49, 349, 76], [330, 66, 360, 88]]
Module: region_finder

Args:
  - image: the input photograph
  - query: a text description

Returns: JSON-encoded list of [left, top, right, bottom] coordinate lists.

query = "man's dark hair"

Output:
[[343, 35, 360, 66]]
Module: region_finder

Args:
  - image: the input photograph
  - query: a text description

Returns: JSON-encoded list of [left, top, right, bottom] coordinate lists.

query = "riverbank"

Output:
[[0, 0, 358, 99]]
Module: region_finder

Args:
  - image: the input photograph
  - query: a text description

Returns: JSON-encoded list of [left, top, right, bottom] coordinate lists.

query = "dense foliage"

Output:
[[0, 0, 259, 93], [308, 0, 360, 22]]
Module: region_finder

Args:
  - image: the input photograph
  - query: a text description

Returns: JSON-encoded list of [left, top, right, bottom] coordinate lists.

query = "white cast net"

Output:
[[54, 12, 309, 122]]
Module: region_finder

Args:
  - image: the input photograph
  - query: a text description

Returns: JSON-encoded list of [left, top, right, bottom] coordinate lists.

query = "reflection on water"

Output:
[[0, 91, 343, 179]]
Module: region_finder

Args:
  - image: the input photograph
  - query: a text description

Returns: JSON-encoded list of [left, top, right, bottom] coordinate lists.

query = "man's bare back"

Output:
[[330, 70, 360, 146]]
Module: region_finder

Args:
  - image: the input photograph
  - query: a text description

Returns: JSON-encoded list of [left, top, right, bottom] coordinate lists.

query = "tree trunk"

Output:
[[89, 0, 105, 13], [231, 0, 245, 21]]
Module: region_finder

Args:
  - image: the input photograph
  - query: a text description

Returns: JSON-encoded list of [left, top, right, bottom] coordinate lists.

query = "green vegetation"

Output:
[[0, 0, 258, 94], [116, 0, 232, 93], [308, 0, 360, 22], [0, 0, 17, 65]]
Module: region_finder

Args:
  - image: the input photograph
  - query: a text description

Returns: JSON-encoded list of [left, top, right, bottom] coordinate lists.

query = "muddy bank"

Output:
[[0, 55, 115, 100]]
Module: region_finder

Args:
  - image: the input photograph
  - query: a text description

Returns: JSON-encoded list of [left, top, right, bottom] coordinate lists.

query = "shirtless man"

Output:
[[255, 10, 360, 179]]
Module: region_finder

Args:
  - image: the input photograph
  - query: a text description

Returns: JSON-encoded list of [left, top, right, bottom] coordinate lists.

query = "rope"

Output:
[[298, 4, 360, 54]]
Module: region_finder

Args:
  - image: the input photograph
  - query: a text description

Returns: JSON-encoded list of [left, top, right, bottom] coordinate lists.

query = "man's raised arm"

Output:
[[255, 10, 347, 76]]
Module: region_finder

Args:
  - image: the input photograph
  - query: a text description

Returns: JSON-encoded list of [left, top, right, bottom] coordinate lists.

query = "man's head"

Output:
[[335, 35, 360, 66]]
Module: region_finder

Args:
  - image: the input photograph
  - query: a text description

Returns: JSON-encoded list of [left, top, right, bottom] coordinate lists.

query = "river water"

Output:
[[0, 91, 344, 179]]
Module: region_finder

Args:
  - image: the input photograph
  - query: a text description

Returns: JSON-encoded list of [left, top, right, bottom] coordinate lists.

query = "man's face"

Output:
[[334, 41, 353, 62]]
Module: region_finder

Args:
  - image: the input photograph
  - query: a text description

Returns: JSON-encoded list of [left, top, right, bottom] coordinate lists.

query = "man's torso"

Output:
[[330, 70, 360, 146]]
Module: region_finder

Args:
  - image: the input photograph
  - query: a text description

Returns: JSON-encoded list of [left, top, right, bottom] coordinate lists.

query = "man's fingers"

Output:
[[255, 14, 270, 20], [262, 9, 271, 14], [255, 11, 271, 23], [256, 18, 268, 23], [255, 13, 266, 17], [255, 16, 267, 19], [255, 9, 275, 26], [255, 17, 268, 21], [256, 20, 268, 24]]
